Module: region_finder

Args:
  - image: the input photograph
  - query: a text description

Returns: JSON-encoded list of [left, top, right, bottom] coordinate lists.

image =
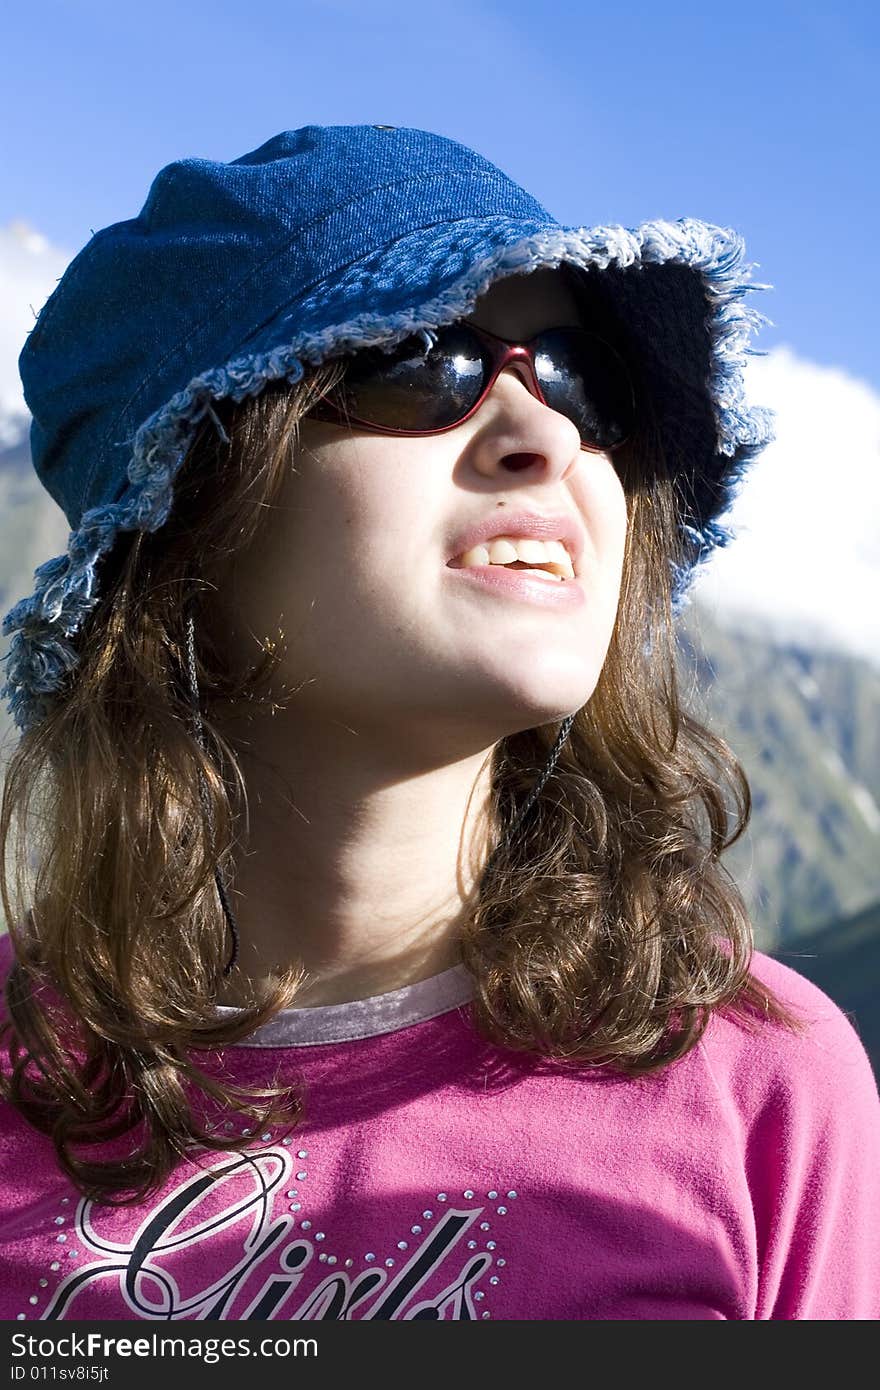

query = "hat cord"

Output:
[[182, 614, 574, 980], [481, 712, 576, 877]]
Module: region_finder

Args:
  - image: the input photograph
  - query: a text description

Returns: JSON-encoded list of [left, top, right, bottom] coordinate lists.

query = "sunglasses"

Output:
[[306, 320, 637, 454]]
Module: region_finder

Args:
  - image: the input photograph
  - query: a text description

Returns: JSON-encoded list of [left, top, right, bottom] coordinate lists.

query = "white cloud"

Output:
[[690, 345, 880, 670], [0, 221, 72, 447]]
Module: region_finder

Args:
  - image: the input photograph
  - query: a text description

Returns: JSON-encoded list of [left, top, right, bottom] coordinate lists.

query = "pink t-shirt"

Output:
[[0, 937, 878, 1321]]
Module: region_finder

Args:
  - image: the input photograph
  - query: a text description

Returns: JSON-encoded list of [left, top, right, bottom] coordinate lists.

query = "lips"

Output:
[[447, 509, 585, 575], [445, 563, 586, 610]]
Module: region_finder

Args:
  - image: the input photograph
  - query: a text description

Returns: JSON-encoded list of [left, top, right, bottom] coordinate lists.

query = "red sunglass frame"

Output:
[[306, 321, 635, 454]]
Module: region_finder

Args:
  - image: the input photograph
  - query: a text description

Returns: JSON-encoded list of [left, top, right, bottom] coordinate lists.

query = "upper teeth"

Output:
[[455, 536, 575, 578]]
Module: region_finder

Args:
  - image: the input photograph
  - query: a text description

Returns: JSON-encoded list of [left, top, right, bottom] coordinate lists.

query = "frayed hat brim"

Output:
[[2, 212, 773, 735]]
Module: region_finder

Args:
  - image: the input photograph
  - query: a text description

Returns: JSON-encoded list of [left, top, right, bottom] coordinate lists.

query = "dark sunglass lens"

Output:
[[325, 325, 485, 431], [535, 329, 635, 450]]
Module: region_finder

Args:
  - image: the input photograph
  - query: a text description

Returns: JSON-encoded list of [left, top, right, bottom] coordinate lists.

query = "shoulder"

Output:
[[698, 950, 880, 1319], [747, 947, 871, 1064], [699, 947, 879, 1128]]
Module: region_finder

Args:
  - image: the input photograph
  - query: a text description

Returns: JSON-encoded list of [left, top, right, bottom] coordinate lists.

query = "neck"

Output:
[[210, 705, 497, 1008]]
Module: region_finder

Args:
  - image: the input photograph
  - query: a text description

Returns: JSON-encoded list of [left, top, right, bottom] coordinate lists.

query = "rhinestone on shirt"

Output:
[[300, 1221, 312, 1231], [487, 1190, 498, 1200], [297, 1150, 308, 1159], [296, 1171, 307, 1181]]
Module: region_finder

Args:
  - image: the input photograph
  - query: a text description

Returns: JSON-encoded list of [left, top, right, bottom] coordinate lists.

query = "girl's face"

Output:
[[214, 268, 629, 751]]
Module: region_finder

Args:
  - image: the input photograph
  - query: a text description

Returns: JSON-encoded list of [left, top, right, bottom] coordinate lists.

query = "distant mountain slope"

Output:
[[674, 602, 880, 950], [771, 900, 880, 1079]]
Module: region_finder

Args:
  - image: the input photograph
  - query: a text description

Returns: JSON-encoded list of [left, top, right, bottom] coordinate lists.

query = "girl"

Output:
[[1, 124, 877, 1322]]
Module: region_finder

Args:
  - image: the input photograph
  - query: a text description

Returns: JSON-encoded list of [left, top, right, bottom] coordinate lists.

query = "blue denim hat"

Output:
[[1, 123, 775, 737]]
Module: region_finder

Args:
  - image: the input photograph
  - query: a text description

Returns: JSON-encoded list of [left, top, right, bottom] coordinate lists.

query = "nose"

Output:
[[468, 363, 583, 482]]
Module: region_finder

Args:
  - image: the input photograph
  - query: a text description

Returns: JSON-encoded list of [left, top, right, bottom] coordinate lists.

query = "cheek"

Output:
[[575, 459, 629, 582]]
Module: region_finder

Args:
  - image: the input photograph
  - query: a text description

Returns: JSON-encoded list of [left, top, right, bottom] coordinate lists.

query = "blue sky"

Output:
[[3, 0, 879, 392], [2, 1, 880, 671]]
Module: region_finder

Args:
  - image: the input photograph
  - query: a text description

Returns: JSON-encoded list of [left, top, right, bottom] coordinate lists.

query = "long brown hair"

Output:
[[1, 291, 806, 1205]]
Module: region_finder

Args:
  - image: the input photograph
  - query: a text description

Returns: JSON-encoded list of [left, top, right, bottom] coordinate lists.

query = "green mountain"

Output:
[[674, 602, 880, 951]]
